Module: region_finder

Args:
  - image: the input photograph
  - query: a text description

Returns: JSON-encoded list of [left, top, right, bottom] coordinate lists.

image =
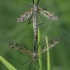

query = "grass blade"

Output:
[[38, 27, 42, 70], [0, 55, 17, 70], [45, 36, 50, 70]]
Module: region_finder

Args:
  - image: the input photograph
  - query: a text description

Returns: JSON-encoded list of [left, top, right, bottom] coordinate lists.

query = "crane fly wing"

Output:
[[8, 41, 32, 56], [38, 7, 58, 20], [17, 8, 33, 22], [37, 38, 59, 55]]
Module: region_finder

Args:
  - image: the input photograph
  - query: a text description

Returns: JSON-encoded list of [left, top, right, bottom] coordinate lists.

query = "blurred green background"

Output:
[[0, 0, 70, 70]]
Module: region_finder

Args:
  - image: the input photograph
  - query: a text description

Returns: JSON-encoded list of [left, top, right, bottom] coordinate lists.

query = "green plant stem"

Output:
[[34, 0, 42, 70], [34, 0, 38, 3], [38, 27, 42, 70], [46, 37, 50, 70]]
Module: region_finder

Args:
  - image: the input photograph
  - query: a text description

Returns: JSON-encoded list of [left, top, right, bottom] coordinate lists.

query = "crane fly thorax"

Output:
[[33, 4, 38, 12], [32, 52, 37, 62]]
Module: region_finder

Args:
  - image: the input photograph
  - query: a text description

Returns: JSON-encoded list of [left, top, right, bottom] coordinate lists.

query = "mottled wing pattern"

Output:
[[17, 8, 33, 22], [37, 38, 59, 55], [8, 41, 32, 56], [38, 7, 58, 20]]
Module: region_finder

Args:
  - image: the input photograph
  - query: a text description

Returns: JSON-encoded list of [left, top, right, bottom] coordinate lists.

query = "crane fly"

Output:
[[17, 0, 58, 22], [8, 38, 59, 69], [17, 0, 59, 53]]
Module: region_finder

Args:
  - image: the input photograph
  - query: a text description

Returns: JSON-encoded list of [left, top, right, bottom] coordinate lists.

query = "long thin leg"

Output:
[[38, 13, 45, 25], [37, 40, 45, 51], [33, 0, 39, 5], [37, 60, 40, 70], [29, 60, 32, 70], [39, 57, 47, 63], [38, 57, 47, 67], [28, 14, 33, 24], [33, 0, 34, 4], [37, 40, 46, 51], [39, 41, 45, 45], [40, 43, 45, 48], [39, 44, 46, 50], [22, 42, 32, 51], [22, 58, 31, 66], [22, 42, 28, 48], [37, 0, 39, 5], [25, 3, 32, 7]]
